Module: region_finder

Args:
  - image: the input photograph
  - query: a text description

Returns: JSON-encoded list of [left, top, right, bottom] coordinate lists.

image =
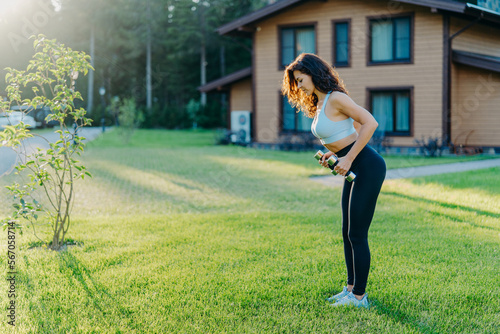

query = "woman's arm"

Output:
[[330, 93, 379, 175]]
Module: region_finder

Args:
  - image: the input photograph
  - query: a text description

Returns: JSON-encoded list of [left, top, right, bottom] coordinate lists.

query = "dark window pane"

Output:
[[394, 18, 410, 60], [371, 21, 393, 62], [282, 29, 295, 66], [395, 93, 410, 131], [297, 111, 313, 131], [282, 97, 313, 132], [283, 97, 296, 130], [335, 22, 349, 64], [372, 92, 393, 132], [295, 28, 315, 56]]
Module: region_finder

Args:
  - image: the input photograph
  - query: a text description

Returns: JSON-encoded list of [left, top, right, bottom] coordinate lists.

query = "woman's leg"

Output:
[[347, 151, 385, 297], [341, 179, 354, 290]]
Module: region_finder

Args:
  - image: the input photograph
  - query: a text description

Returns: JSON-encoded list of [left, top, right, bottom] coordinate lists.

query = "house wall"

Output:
[[451, 64, 500, 147], [253, 0, 445, 146], [449, 18, 500, 148], [230, 78, 253, 111], [451, 17, 500, 57]]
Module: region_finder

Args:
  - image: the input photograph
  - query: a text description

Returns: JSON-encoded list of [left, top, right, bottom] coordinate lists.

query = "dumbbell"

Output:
[[313, 151, 356, 182]]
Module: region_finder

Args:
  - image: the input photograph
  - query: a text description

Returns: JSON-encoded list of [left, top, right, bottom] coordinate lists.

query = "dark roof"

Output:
[[217, 0, 308, 36], [452, 50, 500, 73], [198, 67, 252, 93], [395, 0, 465, 13], [217, 0, 500, 36], [464, 3, 500, 24]]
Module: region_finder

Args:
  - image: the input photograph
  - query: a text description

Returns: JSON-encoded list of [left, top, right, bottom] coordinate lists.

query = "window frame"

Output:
[[278, 22, 317, 70], [366, 13, 414, 66], [279, 93, 313, 133], [332, 19, 351, 68], [367, 86, 414, 137]]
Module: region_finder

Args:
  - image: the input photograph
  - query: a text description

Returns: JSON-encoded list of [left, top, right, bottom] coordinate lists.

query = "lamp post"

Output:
[[99, 86, 106, 133], [71, 70, 79, 144]]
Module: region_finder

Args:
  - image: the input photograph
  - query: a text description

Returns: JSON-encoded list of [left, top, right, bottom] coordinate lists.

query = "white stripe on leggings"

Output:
[[347, 180, 355, 290]]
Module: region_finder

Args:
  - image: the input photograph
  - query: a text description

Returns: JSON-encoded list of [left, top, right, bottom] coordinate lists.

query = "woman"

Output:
[[282, 53, 386, 308]]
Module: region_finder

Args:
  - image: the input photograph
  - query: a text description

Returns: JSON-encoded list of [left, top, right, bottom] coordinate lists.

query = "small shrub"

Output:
[[414, 136, 446, 157], [0, 35, 93, 250], [115, 97, 144, 144]]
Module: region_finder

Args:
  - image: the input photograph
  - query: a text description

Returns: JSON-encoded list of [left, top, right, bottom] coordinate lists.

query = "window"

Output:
[[369, 16, 412, 64], [282, 96, 313, 132], [370, 89, 411, 136], [333, 20, 350, 67], [280, 25, 316, 68]]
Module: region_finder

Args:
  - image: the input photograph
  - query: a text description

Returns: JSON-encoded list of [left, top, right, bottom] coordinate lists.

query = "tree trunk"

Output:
[[220, 45, 225, 77], [200, 5, 207, 107], [146, 0, 152, 110], [87, 24, 95, 114], [200, 41, 207, 107]]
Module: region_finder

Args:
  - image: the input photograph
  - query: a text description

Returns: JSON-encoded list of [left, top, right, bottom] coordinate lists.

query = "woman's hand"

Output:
[[334, 156, 353, 176], [319, 151, 336, 168]]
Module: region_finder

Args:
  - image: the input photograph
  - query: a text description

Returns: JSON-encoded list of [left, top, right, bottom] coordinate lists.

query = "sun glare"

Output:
[[0, 2, 18, 26], [0, 2, 18, 15], [51, 0, 62, 12], [0, 0, 60, 20]]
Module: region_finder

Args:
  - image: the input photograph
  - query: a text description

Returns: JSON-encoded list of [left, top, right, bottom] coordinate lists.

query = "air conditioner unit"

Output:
[[230, 111, 251, 144]]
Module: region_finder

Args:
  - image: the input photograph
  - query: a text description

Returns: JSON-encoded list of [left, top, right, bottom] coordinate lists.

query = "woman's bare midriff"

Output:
[[323, 132, 358, 154]]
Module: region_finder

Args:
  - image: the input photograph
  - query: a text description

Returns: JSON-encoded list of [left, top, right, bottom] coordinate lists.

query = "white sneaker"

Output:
[[326, 286, 350, 303], [331, 292, 370, 309]]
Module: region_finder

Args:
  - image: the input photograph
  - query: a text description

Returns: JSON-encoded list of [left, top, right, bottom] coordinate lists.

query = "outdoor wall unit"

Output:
[[230, 111, 251, 144]]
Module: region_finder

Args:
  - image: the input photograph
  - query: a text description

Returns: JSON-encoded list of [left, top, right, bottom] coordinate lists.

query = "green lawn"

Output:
[[1, 129, 499, 333]]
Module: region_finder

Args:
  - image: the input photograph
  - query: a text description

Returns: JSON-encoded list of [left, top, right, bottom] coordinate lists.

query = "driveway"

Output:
[[0, 127, 103, 178]]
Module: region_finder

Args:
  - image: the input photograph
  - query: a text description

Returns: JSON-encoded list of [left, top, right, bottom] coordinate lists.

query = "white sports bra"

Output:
[[311, 92, 356, 145]]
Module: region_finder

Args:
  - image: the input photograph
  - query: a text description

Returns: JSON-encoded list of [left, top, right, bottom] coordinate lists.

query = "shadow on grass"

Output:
[[18, 254, 108, 333], [19, 255, 51, 331], [56, 252, 131, 323], [85, 154, 323, 213], [370, 300, 439, 334], [26, 238, 84, 250], [17, 250, 131, 332], [384, 191, 500, 231]]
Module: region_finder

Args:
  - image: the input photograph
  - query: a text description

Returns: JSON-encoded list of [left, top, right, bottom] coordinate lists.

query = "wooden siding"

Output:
[[253, 0, 444, 146], [451, 64, 500, 147], [451, 17, 500, 57], [230, 78, 253, 112]]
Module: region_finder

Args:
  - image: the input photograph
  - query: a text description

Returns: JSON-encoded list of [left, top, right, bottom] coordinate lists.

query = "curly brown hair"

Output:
[[281, 53, 348, 118]]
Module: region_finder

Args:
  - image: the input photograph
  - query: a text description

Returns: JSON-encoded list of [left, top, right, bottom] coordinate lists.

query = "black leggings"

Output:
[[336, 143, 386, 296]]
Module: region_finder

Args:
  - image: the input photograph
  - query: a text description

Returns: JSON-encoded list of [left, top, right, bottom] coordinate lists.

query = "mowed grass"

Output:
[[0, 129, 498, 333]]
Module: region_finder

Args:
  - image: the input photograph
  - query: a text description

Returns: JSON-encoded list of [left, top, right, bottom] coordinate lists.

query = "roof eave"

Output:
[[452, 50, 500, 73], [217, 0, 307, 36], [217, 0, 500, 37], [198, 67, 252, 93], [394, 0, 465, 14], [464, 3, 500, 25]]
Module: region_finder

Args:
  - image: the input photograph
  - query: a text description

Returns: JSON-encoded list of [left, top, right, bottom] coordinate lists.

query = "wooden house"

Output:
[[199, 0, 500, 152]]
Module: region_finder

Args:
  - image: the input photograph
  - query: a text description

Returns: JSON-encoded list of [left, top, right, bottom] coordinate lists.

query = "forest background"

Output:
[[0, 0, 267, 129]]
